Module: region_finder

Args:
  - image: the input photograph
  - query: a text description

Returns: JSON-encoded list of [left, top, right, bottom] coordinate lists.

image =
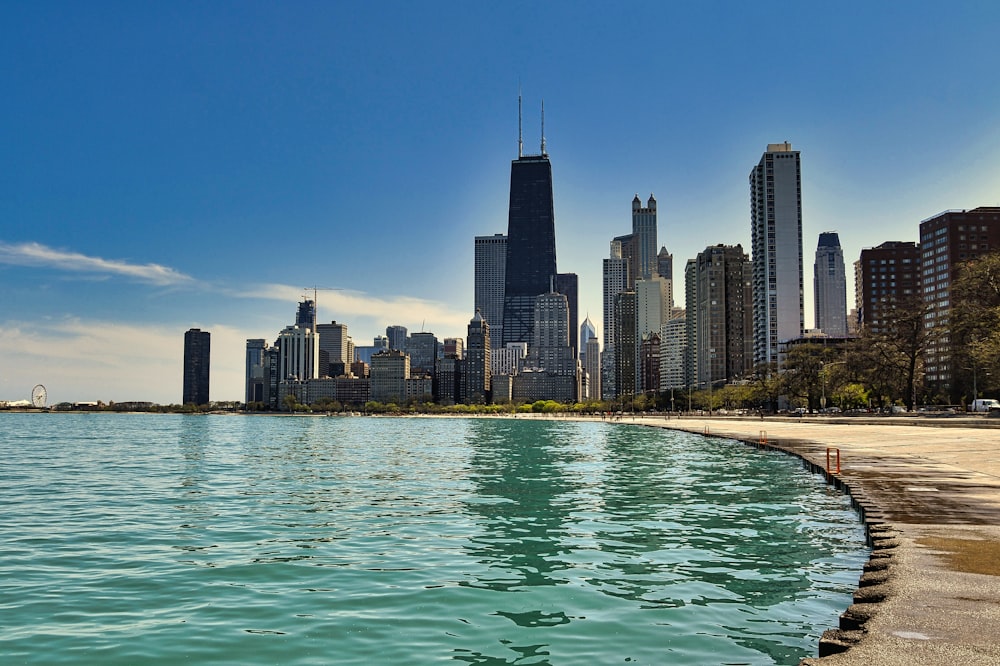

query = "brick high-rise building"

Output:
[[919, 207, 1000, 401], [854, 241, 921, 335]]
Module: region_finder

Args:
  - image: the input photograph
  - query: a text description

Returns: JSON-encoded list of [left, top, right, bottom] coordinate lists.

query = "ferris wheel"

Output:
[[31, 384, 47, 408]]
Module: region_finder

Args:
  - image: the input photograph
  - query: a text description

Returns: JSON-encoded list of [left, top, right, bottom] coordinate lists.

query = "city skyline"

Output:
[[3, 3, 999, 404]]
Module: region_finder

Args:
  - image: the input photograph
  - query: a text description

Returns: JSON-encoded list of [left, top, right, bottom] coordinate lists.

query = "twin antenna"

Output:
[[517, 89, 546, 158]]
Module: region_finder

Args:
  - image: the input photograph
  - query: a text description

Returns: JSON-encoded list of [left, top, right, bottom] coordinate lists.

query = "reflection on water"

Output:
[[0, 414, 867, 666], [458, 419, 867, 664], [464, 419, 586, 591]]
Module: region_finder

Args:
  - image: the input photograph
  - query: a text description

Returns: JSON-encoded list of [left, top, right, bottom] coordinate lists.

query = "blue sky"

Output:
[[2, 2, 999, 404]]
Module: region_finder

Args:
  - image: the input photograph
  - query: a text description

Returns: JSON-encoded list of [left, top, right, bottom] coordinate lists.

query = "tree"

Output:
[[833, 383, 869, 411], [748, 363, 782, 413], [312, 397, 342, 412], [950, 251, 1000, 400], [781, 344, 841, 412], [852, 296, 933, 410]]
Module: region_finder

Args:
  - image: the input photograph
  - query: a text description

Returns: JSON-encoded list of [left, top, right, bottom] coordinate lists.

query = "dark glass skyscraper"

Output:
[[183, 328, 211, 405], [501, 154, 557, 347], [296, 299, 316, 328]]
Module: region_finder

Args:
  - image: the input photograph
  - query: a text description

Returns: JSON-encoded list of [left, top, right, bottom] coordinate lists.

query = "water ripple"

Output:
[[0, 414, 867, 665]]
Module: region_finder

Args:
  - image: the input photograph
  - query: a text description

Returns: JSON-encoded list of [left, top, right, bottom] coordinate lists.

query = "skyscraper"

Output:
[[579, 315, 597, 364], [277, 325, 319, 382], [585, 335, 601, 401], [317, 321, 349, 376], [613, 291, 637, 398], [919, 207, 1000, 401], [750, 142, 804, 367], [632, 194, 658, 280], [474, 233, 506, 350], [693, 245, 752, 386], [245, 338, 268, 404], [814, 232, 848, 337], [684, 259, 697, 388], [407, 332, 439, 376], [555, 272, 579, 357], [657, 245, 674, 308], [443, 337, 464, 359], [295, 299, 316, 328], [386, 325, 407, 351], [370, 349, 409, 404], [501, 104, 557, 348], [636, 277, 669, 393], [463, 309, 491, 404], [657, 246, 673, 283], [602, 239, 629, 347], [514, 289, 578, 403], [640, 332, 661, 396], [183, 328, 211, 405], [660, 312, 686, 393], [855, 241, 921, 335], [528, 291, 575, 375]]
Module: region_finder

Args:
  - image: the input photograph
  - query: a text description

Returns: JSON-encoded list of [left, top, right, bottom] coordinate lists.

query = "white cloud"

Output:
[[0, 318, 249, 404], [0, 242, 475, 404], [0, 240, 471, 338], [234, 283, 473, 338], [0, 241, 194, 286]]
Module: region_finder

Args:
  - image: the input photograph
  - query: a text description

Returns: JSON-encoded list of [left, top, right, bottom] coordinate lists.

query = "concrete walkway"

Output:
[[625, 414, 1000, 665]]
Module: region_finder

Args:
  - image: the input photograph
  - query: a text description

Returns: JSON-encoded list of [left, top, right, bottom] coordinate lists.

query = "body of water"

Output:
[[0, 414, 868, 664]]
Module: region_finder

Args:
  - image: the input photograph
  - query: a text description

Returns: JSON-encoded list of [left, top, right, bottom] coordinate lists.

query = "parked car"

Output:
[[969, 399, 1000, 413]]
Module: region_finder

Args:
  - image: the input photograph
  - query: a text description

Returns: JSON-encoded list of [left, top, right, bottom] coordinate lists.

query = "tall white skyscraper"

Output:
[[474, 233, 506, 350], [636, 277, 669, 337], [813, 231, 848, 337], [602, 239, 629, 347], [750, 142, 803, 366], [659, 313, 686, 393], [277, 325, 319, 382], [636, 277, 669, 394]]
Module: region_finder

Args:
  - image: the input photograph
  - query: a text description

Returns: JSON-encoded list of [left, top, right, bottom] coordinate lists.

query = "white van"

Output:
[[969, 399, 1000, 413]]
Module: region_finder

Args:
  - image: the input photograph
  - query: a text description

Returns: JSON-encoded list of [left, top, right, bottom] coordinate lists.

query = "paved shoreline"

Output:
[[621, 415, 1000, 665]]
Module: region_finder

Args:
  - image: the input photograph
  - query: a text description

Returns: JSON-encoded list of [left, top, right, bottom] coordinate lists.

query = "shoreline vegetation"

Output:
[[6, 403, 1000, 431]]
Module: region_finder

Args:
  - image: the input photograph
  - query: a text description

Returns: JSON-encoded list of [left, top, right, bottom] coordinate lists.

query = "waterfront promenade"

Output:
[[628, 414, 1000, 665]]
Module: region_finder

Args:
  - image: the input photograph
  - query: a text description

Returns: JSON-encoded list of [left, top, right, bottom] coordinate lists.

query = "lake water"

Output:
[[0, 414, 868, 665]]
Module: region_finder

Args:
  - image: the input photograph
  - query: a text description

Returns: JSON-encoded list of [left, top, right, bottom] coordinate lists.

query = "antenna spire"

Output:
[[540, 99, 546, 156], [517, 87, 523, 158]]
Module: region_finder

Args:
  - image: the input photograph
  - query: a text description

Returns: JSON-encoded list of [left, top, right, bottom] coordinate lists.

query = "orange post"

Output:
[[759, 430, 768, 445], [826, 447, 841, 474]]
